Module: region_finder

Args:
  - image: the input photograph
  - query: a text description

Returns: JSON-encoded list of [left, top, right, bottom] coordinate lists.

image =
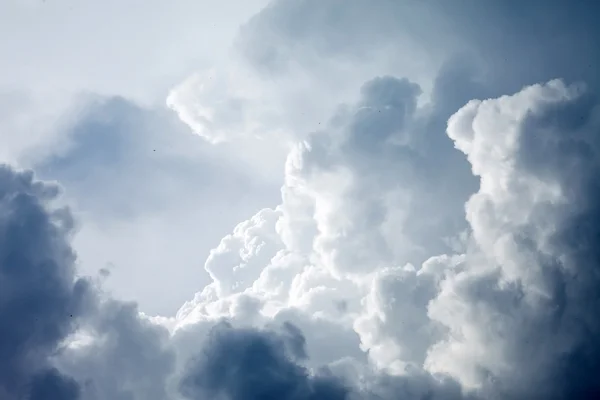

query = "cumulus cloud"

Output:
[[0, 166, 175, 399], [179, 322, 350, 400], [8, 76, 600, 400], [425, 80, 600, 399], [57, 300, 176, 400], [169, 0, 600, 149], [205, 208, 283, 296], [0, 166, 90, 399], [166, 1, 453, 146], [172, 75, 600, 400], [171, 68, 479, 398], [4, 1, 600, 400]]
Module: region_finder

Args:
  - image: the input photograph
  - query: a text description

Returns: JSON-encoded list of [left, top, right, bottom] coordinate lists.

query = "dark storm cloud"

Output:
[[0, 164, 178, 399], [179, 321, 350, 400], [0, 165, 91, 399], [434, 0, 600, 94], [179, 321, 479, 400], [513, 85, 600, 400], [28, 368, 81, 400]]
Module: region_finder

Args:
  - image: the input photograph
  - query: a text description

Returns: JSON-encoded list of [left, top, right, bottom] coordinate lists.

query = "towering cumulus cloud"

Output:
[[428, 80, 600, 399], [175, 78, 600, 400]]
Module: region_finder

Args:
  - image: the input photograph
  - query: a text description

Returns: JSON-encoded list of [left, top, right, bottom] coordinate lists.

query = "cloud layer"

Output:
[[3, 1, 600, 399], [4, 77, 600, 400]]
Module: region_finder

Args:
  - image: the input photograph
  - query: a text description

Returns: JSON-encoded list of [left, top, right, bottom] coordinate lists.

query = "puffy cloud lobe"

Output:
[[354, 258, 459, 372], [57, 300, 176, 400], [280, 76, 457, 277], [0, 165, 90, 399], [179, 321, 350, 400], [425, 80, 600, 399], [166, 1, 453, 146], [205, 208, 283, 296], [166, 57, 351, 147], [167, 70, 252, 144]]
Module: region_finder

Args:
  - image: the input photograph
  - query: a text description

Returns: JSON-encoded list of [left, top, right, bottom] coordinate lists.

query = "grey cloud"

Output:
[[179, 321, 477, 400], [237, 0, 600, 95], [271, 308, 366, 368], [3, 3, 600, 400], [285, 72, 477, 276], [28, 368, 81, 400], [180, 321, 350, 400], [236, 0, 451, 76], [436, 1, 600, 95], [0, 165, 91, 399], [57, 300, 176, 400], [432, 80, 600, 399], [0, 165, 178, 400]]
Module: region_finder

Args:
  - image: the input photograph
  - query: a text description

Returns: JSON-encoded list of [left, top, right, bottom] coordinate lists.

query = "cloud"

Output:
[[0, 165, 176, 400], [0, 165, 91, 399], [27, 368, 81, 400], [56, 300, 176, 400], [205, 207, 283, 297], [279, 74, 475, 278], [237, 0, 600, 92], [169, 0, 600, 148], [166, 1, 452, 146], [171, 65, 486, 399], [3, 2, 600, 400], [6, 68, 600, 400], [179, 321, 350, 400], [425, 80, 600, 399], [34, 95, 281, 315], [173, 73, 600, 400]]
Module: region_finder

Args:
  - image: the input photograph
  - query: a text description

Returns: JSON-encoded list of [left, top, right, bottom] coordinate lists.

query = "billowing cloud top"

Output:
[[2, 1, 600, 400]]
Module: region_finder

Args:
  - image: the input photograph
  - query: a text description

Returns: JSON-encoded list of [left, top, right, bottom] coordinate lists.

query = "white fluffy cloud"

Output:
[[167, 77, 600, 400], [425, 80, 600, 399]]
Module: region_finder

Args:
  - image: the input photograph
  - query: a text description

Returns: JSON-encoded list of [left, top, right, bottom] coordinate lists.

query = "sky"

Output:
[[1, 0, 600, 399]]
